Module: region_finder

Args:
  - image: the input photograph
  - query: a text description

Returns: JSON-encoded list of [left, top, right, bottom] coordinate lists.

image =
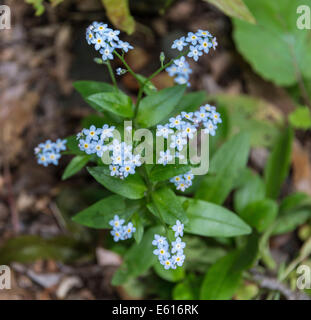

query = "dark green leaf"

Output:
[[196, 132, 250, 204], [137, 85, 186, 127], [73, 81, 115, 98], [182, 197, 252, 237], [72, 195, 138, 229], [62, 155, 91, 180], [264, 126, 293, 199], [87, 166, 147, 200], [136, 74, 157, 95], [87, 91, 134, 118], [132, 212, 144, 244]]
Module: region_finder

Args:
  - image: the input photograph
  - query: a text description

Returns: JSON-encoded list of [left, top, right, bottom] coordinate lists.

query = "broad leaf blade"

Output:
[[87, 166, 147, 200], [62, 155, 91, 180], [182, 198, 252, 237], [137, 85, 186, 128]]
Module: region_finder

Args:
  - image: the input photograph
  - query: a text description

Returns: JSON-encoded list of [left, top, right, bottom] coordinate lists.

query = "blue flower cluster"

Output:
[[156, 103, 221, 160], [34, 139, 67, 167], [152, 220, 186, 270], [170, 171, 194, 192], [109, 215, 136, 242], [78, 124, 142, 179], [86, 22, 133, 61], [167, 30, 217, 86]]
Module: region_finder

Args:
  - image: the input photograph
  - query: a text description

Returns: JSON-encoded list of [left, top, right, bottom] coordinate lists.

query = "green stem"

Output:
[[134, 51, 188, 119], [105, 60, 118, 89], [113, 50, 140, 82]]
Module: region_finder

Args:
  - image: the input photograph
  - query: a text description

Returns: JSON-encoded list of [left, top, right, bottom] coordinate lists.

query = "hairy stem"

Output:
[[105, 60, 118, 89]]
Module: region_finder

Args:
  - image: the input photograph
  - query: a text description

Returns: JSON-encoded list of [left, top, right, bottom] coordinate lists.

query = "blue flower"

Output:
[[119, 163, 135, 178], [37, 153, 50, 167], [39, 139, 53, 152], [211, 37, 218, 50], [172, 220, 184, 237], [158, 150, 173, 166], [117, 40, 133, 52], [187, 45, 203, 61], [181, 111, 194, 121], [83, 125, 101, 141], [105, 29, 120, 42], [123, 222, 136, 239], [92, 34, 105, 50], [161, 258, 175, 270], [171, 237, 186, 254], [199, 38, 212, 54], [203, 120, 217, 136], [100, 45, 114, 61], [186, 32, 199, 45], [79, 138, 94, 154], [153, 247, 170, 260], [54, 138, 67, 152], [116, 67, 126, 76], [101, 124, 115, 140], [156, 124, 174, 139], [181, 123, 196, 139], [152, 234, 169, 248], [169, 115, 185, 130], [172, 253, 185, 267], [92, 141, 107, 157], [194, 110, 208, 122], [171, 36, 187, 51], [47, 151, 61, 165], [166, 65, 179, 77], [110, 228, 124, 242], [170, 134, 187, 151], [109, 165, 119, 177], [173, 56, 187, 68], [196, 29, 212, 38], [94, 23, 109, 33], [109, 215, 125, 228], [210, 111, 222, 124]]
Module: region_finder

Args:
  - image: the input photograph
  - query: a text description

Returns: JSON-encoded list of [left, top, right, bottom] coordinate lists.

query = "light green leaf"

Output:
[[196, 132, 250, 204], [154, 261, 185, 283], [172, 274, 201, 300], [208, 94, 284, 147], [112, 226, 163, 285], [72, 195, 138, 229], [233, 0, 311, 86], [289, 107, 311, 130], [204, 0, 256, 23], [87, 91, 134, 118], [240, 199, 278, 232], [136, 74, 157, 95], [101, 0, 135, 35], [150, 187, 188, 225], [62, 155, 91, 180], [87, 166, 147, 200], [149, 164, 191, 183], [73, 81, 115, 99], [132, 212, 144, 244], [137, 85, 186, 128], [234, 173, 266, 213], [182, 198, 252, 237], [264, 126, 293, 199]]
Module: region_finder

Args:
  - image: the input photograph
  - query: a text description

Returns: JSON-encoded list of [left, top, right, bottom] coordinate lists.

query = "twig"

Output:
[[250, 269, 310, 300]]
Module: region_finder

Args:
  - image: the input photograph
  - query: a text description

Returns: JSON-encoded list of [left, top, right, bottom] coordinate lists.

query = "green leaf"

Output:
[[112, 226, 163, 285], [73, 81, 115, 98], [204, 0, 256, 23], [87, 166, 147, 200], [234, 173, 265, 213], [165, 91, 206, 119], [240, 199, 278, 232], [72, 195, 138, 229], [196, 132, 250, 204], [62, 155, 91, 180], [64, 135, 85, 155], [208, 94, 284, 148], [172, 274, 201, 300], [132, 212, 144, 244], [149, 164, 191, 183], [150, 187, 188, 225], [289, 107, 311, 130], [87, 91, 134, 118], [272, 192, 311, 235], [264, 126, 293, 199], [137, 85, 186, 128], [153, 261, 185, 283], [233, 0, 311, 86], [182, 198, 252, 237], [200, 235, 258, 299], [101, 0, 135, 35]]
